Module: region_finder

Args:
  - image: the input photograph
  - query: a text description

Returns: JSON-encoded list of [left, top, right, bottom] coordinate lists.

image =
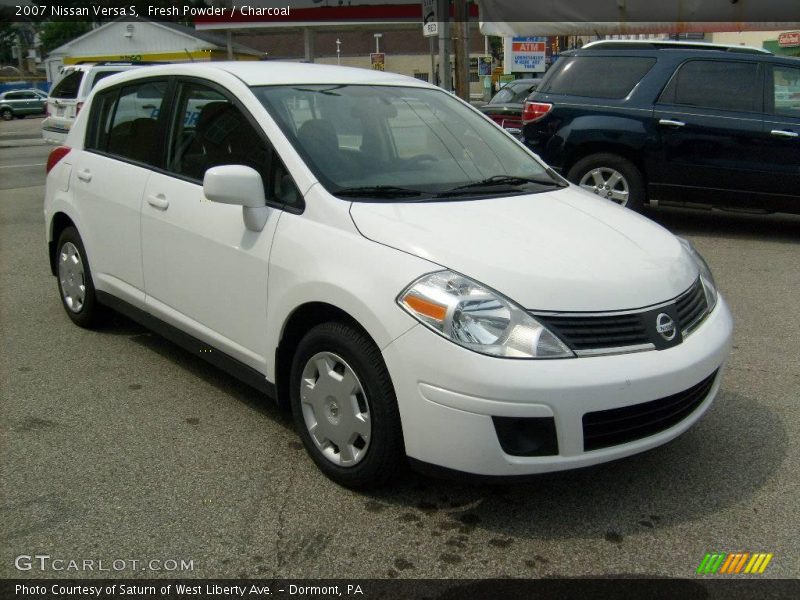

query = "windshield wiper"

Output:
[[435, 174, 566, 198], [335, 186, 424, 198]]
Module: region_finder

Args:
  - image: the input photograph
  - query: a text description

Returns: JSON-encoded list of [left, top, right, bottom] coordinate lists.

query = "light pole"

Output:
[[374, 33, 382, 54], [336, 38, 341, 65]]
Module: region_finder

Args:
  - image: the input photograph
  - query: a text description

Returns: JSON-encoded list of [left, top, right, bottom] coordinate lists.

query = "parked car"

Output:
[[44, 62, 732, 488], [42, 62, 153, 143], [478, 78, 541, 136], [522, 40, 800, 214], [0, 89, 47, 120]]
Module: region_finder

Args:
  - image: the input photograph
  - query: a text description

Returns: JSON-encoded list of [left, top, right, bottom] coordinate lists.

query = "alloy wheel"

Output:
[[579, 167, 630, 206]]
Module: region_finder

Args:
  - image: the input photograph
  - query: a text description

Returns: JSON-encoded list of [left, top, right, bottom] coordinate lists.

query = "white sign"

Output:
[[510, 36, 546, 73], [421, 0, 438, 37]]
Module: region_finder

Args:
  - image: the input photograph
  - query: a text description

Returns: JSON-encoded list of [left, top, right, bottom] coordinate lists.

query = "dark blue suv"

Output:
[[522, 41, 800, 214]]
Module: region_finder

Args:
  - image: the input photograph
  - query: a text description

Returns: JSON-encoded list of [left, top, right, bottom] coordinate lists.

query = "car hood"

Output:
[[349, 186, 697, 312]]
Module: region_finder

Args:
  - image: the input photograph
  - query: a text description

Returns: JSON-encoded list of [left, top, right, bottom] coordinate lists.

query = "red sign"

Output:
[[512, 42, 546, 53], [779, 31, 800, 47]]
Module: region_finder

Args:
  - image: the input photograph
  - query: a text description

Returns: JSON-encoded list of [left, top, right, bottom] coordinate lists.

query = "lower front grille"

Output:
[[582, 370, 718, 451]]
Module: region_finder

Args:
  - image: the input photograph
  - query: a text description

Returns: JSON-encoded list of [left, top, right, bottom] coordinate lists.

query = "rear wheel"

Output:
[[290, 322, 404, 489], [56, 227, 102, 328], [0, 108, 12, 121], [567, 153, 645, 211]]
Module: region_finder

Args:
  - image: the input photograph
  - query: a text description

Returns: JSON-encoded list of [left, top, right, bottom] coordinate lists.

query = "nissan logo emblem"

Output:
[[656, 313, 676, 341]]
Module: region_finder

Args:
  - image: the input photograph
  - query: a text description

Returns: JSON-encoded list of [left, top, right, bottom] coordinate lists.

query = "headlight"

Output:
[[397, 270, 574, 359], [678, 237, 718, 312]]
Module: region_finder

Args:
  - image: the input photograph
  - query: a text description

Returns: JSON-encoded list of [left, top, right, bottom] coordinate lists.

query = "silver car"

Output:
[[0, 89, 47, 120]]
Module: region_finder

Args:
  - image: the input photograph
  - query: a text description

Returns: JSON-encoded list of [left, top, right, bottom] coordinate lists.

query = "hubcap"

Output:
[[300, 352, 371, 467], [579, 167, 630, 206], [58, 242, 86, 313]]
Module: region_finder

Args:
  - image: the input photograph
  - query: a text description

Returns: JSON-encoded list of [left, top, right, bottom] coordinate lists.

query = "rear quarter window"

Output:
[[539, 56, 656, 99]]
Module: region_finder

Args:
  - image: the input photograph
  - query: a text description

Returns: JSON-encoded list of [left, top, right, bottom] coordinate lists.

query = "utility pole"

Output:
[[437, 0, 451, 92], [452, 0, 468, 100]]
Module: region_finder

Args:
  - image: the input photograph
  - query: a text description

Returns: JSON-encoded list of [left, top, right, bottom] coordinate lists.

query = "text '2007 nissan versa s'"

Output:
[[44, 62, 733, 488]]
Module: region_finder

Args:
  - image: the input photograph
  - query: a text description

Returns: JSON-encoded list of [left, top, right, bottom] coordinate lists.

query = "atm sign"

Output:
[[512, 42, 546, 53]]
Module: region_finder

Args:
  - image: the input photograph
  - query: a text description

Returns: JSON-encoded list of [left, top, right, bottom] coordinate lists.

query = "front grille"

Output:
[[535, 313, 649, 351], [534, 278, 710, 355], [582, 370, 718, 451], [675, 278, 709, 334]]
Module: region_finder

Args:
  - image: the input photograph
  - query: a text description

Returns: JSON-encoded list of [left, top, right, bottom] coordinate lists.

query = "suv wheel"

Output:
[[56, 227, 101, 327], [290, 322, 404, 489], [568, 153, 645, 211], [0, 108, 12, 121]]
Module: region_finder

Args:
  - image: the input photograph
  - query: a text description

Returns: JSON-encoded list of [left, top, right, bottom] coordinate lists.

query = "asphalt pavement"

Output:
[[1, 117, 798, 580]]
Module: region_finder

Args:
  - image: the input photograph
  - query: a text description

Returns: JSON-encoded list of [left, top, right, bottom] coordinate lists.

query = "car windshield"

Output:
[[253, 84, 561, 201]]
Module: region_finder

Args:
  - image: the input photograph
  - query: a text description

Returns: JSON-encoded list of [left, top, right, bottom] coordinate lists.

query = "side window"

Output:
[[5, 92, 22, 100], [89, 70, 122, 92], [772, 66, 800, 118], [659, 60, 759, 112], [86, 80, 167, 165], [50, 71, 83, 99], [539, 56, 656, 99], [167, 81, 302, 210]]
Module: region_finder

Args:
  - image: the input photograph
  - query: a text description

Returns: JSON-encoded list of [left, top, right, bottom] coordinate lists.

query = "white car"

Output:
[[43, 62, 733, 488], [42, 62, 151, 144]]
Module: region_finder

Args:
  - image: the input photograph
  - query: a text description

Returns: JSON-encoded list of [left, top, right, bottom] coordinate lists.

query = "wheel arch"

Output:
[[564, 142, 648, 180], [274, 301, 376, 410], [48, 212, 77, 276]]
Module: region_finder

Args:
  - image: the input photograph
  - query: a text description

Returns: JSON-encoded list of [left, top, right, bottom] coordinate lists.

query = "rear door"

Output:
[[759, 63, 800, 212], [74, 78, 170, 308], [651, 58, 764, 208]]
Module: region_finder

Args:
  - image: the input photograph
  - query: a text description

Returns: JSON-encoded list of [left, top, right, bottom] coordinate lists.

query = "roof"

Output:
[[581, 40, 772, 55], [48, 17, 262, 57], [91, 61, 434, 90]]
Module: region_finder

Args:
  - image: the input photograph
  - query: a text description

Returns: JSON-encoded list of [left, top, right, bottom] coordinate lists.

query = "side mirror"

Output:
[[203, 165, 269, 232]]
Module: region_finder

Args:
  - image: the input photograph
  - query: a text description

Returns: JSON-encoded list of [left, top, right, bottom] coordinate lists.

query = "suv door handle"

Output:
[[146, 194, 169, 210], [658, 119, 686, 128], [770, 129, 799, 139], [76, 169, 92, 182]]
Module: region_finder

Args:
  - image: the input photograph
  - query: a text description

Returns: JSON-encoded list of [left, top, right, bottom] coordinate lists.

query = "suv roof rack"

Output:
[[581, 40, 772, 55], [72, 61, 166, 66]]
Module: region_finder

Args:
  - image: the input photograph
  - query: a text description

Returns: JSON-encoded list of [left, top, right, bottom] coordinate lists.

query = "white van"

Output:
[[42, 62, 152, 144], [43, 62, 733, 488]]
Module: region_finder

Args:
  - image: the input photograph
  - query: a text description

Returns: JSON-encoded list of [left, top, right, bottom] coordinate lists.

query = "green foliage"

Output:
[[39, 21, 92, 54]]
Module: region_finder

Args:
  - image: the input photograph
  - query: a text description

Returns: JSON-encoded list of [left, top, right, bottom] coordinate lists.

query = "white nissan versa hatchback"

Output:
[[44, 63, 733, 488]]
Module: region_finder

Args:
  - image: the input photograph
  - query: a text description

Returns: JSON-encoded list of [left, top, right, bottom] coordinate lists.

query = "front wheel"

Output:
[[290, 322, 405, 489], [567, 153, 646, 211]]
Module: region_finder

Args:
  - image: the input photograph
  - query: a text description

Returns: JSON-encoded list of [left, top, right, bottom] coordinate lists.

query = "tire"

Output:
[[290, 321, 404, 489], [567, 153, 646, 211], [55, 227, 102, 328], [0, 108, 12, 121]]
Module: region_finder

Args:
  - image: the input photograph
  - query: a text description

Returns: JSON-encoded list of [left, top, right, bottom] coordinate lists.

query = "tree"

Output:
[[39, 21, 93, 55]]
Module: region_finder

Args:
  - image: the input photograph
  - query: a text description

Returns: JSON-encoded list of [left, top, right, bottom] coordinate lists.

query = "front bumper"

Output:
[[382, 295, 733, 476]]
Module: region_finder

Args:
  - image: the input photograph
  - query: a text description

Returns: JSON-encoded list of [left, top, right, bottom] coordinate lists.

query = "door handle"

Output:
[[146, 194, 169, 210], [76, 169, 92, 182], [770, 129, 799, 139], [658, 119, 686, 128]]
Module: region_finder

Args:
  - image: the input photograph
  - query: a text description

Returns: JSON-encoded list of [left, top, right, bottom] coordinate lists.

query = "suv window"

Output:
[[539, 56, 656, 99], [89, 70, 123, 92], [166, 82, 301, 209], [50, 71, 84, 99], [773, 65, 800, 118], [87, 80, 168, 165], [659, 60, 759, 112]]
